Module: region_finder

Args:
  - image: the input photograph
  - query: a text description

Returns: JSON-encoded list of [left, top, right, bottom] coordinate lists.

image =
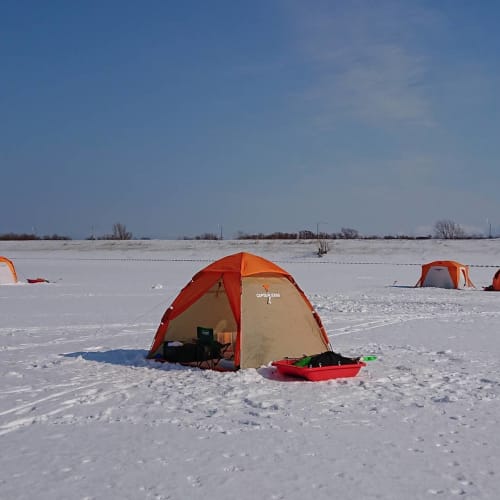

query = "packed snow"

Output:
[[1, 239, 500, 500]]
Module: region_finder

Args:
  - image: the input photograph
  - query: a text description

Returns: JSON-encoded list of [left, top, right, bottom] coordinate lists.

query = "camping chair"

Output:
[[195, 327, 231, 369]]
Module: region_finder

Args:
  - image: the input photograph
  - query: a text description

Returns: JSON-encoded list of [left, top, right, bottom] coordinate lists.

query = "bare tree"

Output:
[[317, 239, 330, 256], [433, 219, 466, 239], [113, 223, 132, 240], [340, 227, 359, 239], [299, 230, 315, 239]]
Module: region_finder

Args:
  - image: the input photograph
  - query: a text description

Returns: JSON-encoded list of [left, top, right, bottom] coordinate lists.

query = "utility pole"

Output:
[[316, 221, 327, 239]]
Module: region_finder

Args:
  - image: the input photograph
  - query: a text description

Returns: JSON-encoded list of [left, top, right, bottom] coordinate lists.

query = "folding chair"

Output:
[[195, 327, 231, 369]]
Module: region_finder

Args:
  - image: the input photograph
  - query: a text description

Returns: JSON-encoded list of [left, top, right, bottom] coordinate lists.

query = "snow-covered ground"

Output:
[[1, 239, 500, 500]]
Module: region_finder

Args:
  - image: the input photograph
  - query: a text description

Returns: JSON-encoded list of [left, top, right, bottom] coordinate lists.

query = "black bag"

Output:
[[163, 342, 198, 362], [163, 340, 225, 363], [307, 351, 360, 368]]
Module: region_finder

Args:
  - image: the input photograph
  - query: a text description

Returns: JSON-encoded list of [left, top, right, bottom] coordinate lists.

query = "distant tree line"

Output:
[[195, 233, 220, 240], [0, 219, 494, 241], [0, 233, 71, 241], [232, 220, 490, 241], [235, 228, 362, 240], [0, 223, 134, 241]]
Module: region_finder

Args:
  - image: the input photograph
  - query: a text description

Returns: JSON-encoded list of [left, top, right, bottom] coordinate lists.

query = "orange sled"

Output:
[[272, 358, 366, 381]]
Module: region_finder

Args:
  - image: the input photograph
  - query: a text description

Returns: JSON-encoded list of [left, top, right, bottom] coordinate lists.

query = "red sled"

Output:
[[272, 358, 366, 381]]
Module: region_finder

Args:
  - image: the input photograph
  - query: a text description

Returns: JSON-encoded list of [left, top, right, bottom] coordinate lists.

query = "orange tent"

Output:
[[0, 256, 18, 284], [485, 269, 500, 291], [415, 260, 475, 289], [147, 252, 331, 369]]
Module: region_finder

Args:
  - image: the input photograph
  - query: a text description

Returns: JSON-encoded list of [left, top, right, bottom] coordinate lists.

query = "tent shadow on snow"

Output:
[[63, 349, 150, 367], [62, 349, 303, 380]]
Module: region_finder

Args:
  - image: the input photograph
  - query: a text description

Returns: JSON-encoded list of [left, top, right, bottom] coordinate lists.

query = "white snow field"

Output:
[[1, 238, 500, 500]]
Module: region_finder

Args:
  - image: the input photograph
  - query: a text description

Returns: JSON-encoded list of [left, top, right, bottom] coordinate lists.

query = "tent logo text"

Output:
[[256, 284, 280, 304]]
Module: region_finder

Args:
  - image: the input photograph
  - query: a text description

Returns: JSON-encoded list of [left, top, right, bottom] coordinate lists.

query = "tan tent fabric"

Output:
[[240, 276, 329, 368]]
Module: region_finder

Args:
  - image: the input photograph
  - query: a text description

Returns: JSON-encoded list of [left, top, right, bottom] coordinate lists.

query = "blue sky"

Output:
[[2, 0, 499, 239]]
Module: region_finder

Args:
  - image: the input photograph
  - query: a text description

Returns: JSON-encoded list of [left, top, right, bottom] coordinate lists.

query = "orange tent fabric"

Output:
[[0, 256, 18, 284], [147, 252, 331, 369], [415, 260, 475, 289], [492, 270, 500, 290], [485, 269, 500, 291]]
